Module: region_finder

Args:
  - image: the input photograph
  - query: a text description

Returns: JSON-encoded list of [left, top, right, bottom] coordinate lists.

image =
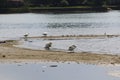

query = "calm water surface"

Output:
[[0, 62, 119, 80], [1, 10, 120, 54], [1, 11, 120, 80], [0, 10, 120, 38], [17, 37, 120, 54]]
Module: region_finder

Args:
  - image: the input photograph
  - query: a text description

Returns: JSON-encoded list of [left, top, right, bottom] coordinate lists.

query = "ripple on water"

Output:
[[0, 62, 119, 80], [16, 37, 120, 54]]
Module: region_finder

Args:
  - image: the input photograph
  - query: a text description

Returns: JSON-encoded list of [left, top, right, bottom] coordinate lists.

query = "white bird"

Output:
[[43, 32, 48, 37], [24, 33, 29, 37], [24, 33, 29, 41]]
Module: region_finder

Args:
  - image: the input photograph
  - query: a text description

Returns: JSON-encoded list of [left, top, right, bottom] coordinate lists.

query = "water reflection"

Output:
[[1, 11, 120, 53], [0, 62, 119, 80], [16, 37, 120, 54], [47, 23, 92, 28], [0, 11, 120, 38]]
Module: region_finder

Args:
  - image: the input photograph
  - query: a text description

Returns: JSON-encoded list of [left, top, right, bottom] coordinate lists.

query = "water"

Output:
[[16, 37, 120, 54], [1, 10, 120, 53], [0, 62, 119, 80], [0, 11, 120, 38], [1, 11, 120, 80]]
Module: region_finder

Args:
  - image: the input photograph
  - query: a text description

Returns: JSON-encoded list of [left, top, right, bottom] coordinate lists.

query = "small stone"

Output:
[[2, 55, 6, 58], [49, 65, 58, 67], [42, 70, 45, 72], [111, 62, 115, 65]]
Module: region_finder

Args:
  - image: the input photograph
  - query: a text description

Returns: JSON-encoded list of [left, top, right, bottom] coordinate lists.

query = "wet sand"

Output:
[[29, 34, 120, 39], [108, 71, 120, 78], [0, 35, 120, 65]]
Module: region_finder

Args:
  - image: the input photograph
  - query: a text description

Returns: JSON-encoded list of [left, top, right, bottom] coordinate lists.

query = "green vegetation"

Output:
[[0, 0, 120, 8], [0, 0, 7, 8], [25, 0, 119, 7], [0, 0, 120, 13], [26, 0, 106, 7]]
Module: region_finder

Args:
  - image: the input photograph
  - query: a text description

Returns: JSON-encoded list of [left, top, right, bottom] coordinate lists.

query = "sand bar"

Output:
[[27, 34, 120, 40], [0, 37, 120, 65]]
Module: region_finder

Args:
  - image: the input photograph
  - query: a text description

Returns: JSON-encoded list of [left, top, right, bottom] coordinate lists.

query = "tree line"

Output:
[[0, 0, 120, 8], [26, 0, 105, 7]]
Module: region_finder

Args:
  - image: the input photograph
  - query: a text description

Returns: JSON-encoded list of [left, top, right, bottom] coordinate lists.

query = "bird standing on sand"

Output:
[[68, 45, 77, 52], [44, 42, 52, 50], [43, 32, 48, 37], [24, 33, 29, 41]]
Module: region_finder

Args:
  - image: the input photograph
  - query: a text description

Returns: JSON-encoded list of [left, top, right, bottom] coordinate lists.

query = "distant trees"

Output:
[[7, 0, 24, 8], [0, 0, 120, 8], [26, 0, 108, 7], [0, 0, 7, 8], [60, 0, 69, 6], [0, 0, 24, 8], [26, 0, 69, 7], [67, 0, 85, 6], [86, 0, 105, 6]]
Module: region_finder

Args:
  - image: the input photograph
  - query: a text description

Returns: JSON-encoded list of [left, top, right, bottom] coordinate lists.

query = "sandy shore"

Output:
[[0, 37, 120, 65]]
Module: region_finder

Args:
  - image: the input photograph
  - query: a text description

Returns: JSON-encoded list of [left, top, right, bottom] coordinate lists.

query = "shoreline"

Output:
[[0, 38, 120, 65], [0, 7, 109, 14], [28, 34, 120, 39]]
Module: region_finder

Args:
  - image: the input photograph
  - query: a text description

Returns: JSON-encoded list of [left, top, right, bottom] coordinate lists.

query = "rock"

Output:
[[2, 55, 6, 58], [0, 41, 6, 43], [49, 65, 58, 67]]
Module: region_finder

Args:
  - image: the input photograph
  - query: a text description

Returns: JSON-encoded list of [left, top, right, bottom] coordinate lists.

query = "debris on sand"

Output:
[[0, 41, 6, 43], [2, 55, 6, 58], [49, 65, 58, 67]]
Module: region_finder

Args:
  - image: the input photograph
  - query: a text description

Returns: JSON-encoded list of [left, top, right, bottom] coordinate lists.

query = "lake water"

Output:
[[1, 11, 120, 80], [0, 62, 120, 80], [0, 10, 120, 38], [16, 37, 120, 54], [1, 10, 120, 53]]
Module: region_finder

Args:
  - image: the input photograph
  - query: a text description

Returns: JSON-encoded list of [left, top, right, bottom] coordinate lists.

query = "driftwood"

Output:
[[0, 41, 6, 43]]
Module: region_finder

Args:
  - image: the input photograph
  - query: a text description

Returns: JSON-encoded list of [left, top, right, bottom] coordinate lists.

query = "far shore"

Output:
[[0, 35, 120, 65], [0, 6, 111, 14]]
